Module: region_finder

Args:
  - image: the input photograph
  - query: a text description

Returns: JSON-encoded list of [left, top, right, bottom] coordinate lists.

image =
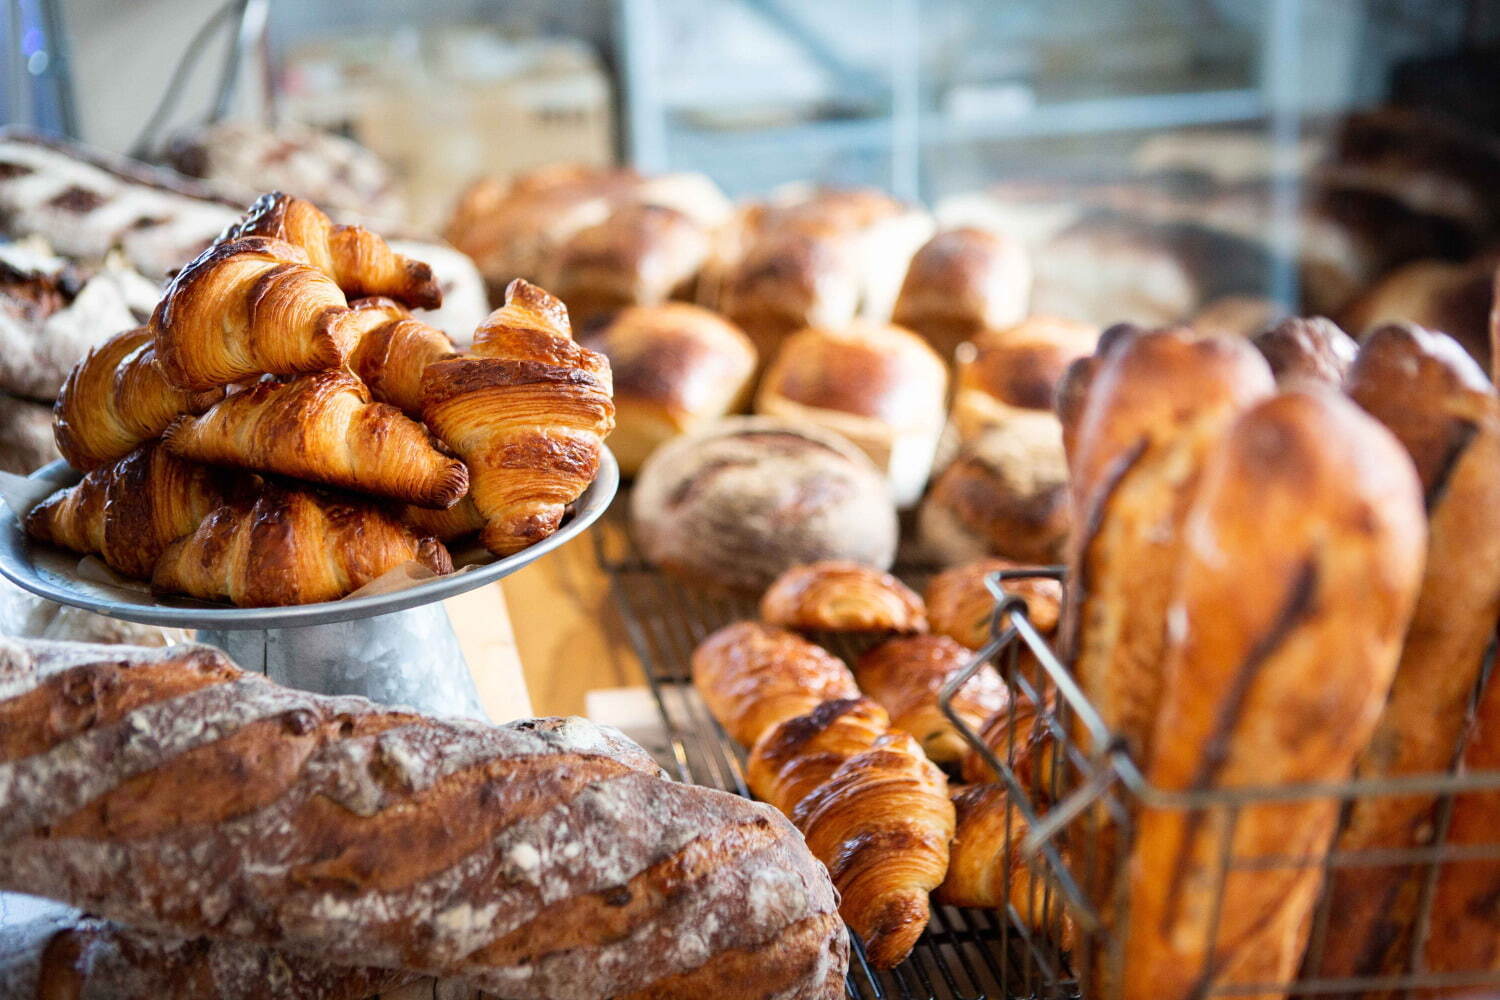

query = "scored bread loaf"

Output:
[[1119, 389, 1426, 1000], [1065, 328, 1274, 762], [0, 898, 415, 1000], [0, 638, 849, 1000], [1302, 323, 1500, 988]]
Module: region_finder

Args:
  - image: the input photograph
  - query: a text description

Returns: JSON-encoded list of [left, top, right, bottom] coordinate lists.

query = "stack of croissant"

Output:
[[691, 557, 1066, 968], [26, 191, 615, 607]]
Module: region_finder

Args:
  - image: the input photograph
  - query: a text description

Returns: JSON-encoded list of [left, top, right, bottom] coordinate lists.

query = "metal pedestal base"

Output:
[[198, 602, 487, 720]]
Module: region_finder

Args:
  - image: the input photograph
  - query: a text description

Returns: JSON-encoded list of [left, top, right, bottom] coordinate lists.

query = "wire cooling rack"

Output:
[[591, 509, 1079, 1000]]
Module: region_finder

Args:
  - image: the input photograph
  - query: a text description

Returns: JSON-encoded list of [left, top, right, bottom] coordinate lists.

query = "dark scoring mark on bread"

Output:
[[1424, 418, 1478, 514], [1161, 555, 1320, 933]]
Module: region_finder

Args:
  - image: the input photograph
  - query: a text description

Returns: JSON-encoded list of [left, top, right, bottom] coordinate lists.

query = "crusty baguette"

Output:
[[0, 638, 849, 1000], [0, 898, 415, 1000], [1303, 323, 1500, 991], [1066, 328, 1274, 761], [1421, 665, 1500, 988], [1119, 389, 1426, 1000]]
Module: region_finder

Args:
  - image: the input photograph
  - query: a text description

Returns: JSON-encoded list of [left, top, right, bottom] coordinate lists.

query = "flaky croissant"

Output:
[[855, 635, 1004, 765], [692, 621, 859, 747], [25, 442, 226, 579], [152, 484, 454, 606], [937, 783, 1069, 945], [229, 192, 442, 309], [151, 236, 360, 390], [345, 297, 457, 416], [423, 279, 614, 555], [401, 494, 486, 542], [759, 561, 927, 633], [924, 559, 1062, 651], [748, 696, 954, 968], [163, 370, 468, 509], [52, 327, 223, 471]]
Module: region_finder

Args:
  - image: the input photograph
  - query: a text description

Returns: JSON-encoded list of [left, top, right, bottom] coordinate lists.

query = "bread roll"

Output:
[[949, 316, 1097, 472], [580, 303, 756, 475], [918, 423, 1072, 566], [1340, 254, 1496, 373], [631, 417, 898, 594], [757, 322, 947, 506], [546, 204, 710, 327], [892, 227, 1032, 361], [1251, 315, 1356, 387], [1119, 389, 1426, 1000]]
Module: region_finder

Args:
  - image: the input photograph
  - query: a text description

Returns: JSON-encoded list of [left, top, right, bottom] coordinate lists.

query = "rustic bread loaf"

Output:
[[0, 638, 849, 1000]]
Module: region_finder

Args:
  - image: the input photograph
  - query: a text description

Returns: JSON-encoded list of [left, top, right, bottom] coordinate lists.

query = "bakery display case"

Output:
[[5, 1, 1500, 998]]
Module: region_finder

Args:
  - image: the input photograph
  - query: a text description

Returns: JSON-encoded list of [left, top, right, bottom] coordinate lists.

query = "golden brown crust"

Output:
[[919, 428, 1072, 566], [854, 634, 1003, 765], [1345, 321, 1493, 494], [400, 494, 486, 543], [546, 203, 710, 326], [759, 561, 926, 634], [24, 442, 226, 580], [1305, 323, 1500, 987], [52, 327, 223, 471], [344, 296, 457, 416], [150, 236, 358, 391], [716, 227, 863, 363], [1066, 330, 1274, 762], [745, 696, 953, 969], [791, 726, 952, 969], [958, 693, 1054, 787], [150, 484, 453, 606], [1055, 353, 1100, 477], [691, 621, 859, 748], [423, 282, 614, 556], [1422, 671, 1500, 982], [1251, 315, 1356, 387], [1120, 389, 1426, 1000], [955, 315, 1097, 412], [936, 784, 1033, 911], [758, 322, 946, 425], [580, 303, 756, 475], [163, 370, 469, 508], [892, 227, 1032, 360], [925, 558, 1062, 651], [229, 192, 441, 309]]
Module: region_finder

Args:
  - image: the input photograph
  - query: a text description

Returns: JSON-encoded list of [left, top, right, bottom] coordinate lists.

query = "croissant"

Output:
[[959, 694, 1056, 789], [691, 621, 859, 747], [345, 296, 457, 415], [937, 784, 1035, 911], [151, 236, 360, 391], [163, 370, 468, 509], [229, 192, 442, 309], [25, 442, 226, 579], [762, 701, 948, 965], [423, 280, 615, 555], [401, 494, 486, 542], [152, 484, 454, 606], [925, 558, 1062, 651], [759, 561, 927, 633], [52, 327, 223, 471], [747, 696, 890, 813], [854, 635, 1004, 765]]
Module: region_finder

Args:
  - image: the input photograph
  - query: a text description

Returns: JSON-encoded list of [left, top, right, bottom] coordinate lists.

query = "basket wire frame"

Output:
[[595, 506, 1500, 998]]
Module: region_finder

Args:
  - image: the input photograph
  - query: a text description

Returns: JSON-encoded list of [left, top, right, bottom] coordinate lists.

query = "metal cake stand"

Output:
[[0, 453, 619, 721]]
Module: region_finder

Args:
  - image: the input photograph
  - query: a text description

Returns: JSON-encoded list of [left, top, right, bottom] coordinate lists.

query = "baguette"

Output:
[[1303, 323, 1500, 992], [1066, 328, 1273, 761], [1119, 389, 1426, 1000], [0, 638, 849, 1000]]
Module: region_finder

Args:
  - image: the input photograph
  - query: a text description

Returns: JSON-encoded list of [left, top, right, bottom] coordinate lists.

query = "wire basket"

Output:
[[939, 567, 1500, 1000]]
